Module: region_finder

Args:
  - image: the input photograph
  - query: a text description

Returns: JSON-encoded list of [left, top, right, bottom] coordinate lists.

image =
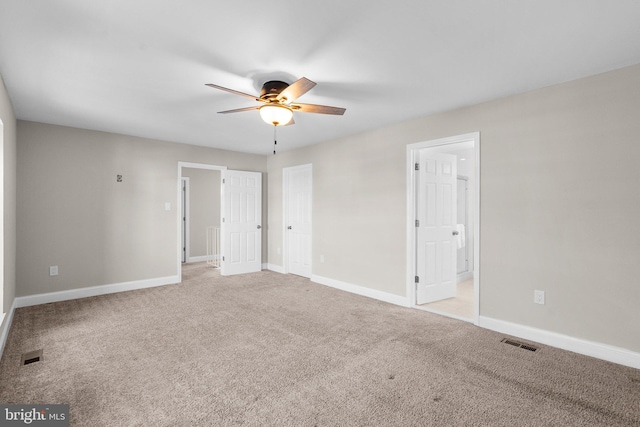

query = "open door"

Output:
[[416, 151, 457, 304], [220, 170, 262, 276]]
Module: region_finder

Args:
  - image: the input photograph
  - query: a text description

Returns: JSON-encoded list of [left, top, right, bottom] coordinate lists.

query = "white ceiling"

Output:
[[1, 1, 640, 155]]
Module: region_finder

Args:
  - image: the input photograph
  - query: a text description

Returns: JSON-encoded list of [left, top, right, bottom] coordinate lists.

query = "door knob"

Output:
[[257, 225, 262, 229], [287, 226, 292, 230], [452, 231, 459, 236]]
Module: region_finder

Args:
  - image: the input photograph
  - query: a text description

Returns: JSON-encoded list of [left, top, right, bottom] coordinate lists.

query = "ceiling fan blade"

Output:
[[292, 103, 346, 115], [205, 83, 260, 101], [217, 106, 260, 114], [276, 77, 316, 103]]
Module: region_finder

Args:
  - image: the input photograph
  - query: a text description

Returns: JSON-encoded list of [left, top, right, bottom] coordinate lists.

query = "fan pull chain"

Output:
[[273, 126, 277, 155]]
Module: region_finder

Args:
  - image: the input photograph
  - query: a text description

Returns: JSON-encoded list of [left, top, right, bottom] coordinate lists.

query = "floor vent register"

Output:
[[501, 338, 538, 352]]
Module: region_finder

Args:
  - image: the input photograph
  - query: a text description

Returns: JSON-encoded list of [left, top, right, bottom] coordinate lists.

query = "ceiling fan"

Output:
[[205, 77, 346, 127]]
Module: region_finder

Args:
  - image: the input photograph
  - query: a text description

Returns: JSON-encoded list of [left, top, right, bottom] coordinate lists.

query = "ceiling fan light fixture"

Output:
[[259, 104, 293, 126]]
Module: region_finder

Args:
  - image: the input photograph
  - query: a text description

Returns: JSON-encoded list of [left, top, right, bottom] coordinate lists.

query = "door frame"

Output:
[[177, 162, 227, 283], [456, 175, 473, 280], [181, 177, 190, 263], [406, 132, 480, 324], [282, 163, 312, 276]]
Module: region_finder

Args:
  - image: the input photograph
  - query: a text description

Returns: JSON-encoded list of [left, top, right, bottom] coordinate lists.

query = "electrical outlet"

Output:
[[49, 266, 58, 276], [534, 290, 545, 305]]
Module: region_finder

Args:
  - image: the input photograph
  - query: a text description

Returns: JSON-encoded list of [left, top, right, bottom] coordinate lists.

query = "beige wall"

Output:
[[268, 134, 406, 292], [1, 75, 17, 324], [181, 168, 221, 258], [17, 121, 266, 296], [268, 63, 640, 353]]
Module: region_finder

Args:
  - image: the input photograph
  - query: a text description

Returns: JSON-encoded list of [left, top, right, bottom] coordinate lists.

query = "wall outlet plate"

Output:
[[49, 266, 58, 276], [534, 290, 545, 305]]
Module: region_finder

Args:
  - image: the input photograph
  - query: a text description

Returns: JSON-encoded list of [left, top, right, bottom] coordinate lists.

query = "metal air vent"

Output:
[[21, 349, 44, 366], [501, 338, 537, 352]]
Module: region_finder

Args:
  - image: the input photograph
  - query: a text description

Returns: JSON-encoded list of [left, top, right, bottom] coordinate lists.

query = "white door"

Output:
[[181, 177, 188, 263], [456, 177, 468, 274], [220, 170, 262, 276], [416, 151, 457, 304], [284, 164, 312, 278]]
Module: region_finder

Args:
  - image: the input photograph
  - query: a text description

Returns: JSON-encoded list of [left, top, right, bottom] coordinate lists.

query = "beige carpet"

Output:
[[1, 263, 639, 426]]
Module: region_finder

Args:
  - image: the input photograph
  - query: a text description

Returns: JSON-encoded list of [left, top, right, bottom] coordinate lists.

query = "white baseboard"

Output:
[[478, 316, 640, 370], [457, 271, 474, 282], [266, 264, 285, 274], [187, 255, 214, 263], [311, 275, 410, 307], [0, 298, 17, 363], [14, 275, 180, 309]]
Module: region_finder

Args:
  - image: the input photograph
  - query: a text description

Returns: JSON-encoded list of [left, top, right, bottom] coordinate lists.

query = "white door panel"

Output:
[[416, 151, 457, 304], [221, 170, 262, 276], [285, 165, 312, 278]]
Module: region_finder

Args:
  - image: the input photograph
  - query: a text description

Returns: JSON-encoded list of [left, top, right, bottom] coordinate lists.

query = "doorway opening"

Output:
[[177, 162, 226, 283], [406, 132, 480, 324]]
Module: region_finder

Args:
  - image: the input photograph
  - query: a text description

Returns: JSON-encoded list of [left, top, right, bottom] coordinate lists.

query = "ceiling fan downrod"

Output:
[[273, 125, 277, 155]]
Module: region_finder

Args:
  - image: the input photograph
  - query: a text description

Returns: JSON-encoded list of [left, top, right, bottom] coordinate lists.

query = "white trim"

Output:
[[266, 263, 286, 274], [311, 275, 410, 307], [457, 271, 474, 282], [0, 298, 16, 361], [14, 275, 179, 309], [178, 161, 226, 170], [181, 177, 190, 263], [282, 163, 313, 277], [406, 132, 481, 324], [187, 255, 216, 263], [478, 316, 640, 370], [177, 162, 227, 284]]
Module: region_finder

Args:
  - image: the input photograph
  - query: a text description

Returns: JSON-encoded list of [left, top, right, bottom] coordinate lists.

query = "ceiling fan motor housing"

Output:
[[260, 81, 289, 101]]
